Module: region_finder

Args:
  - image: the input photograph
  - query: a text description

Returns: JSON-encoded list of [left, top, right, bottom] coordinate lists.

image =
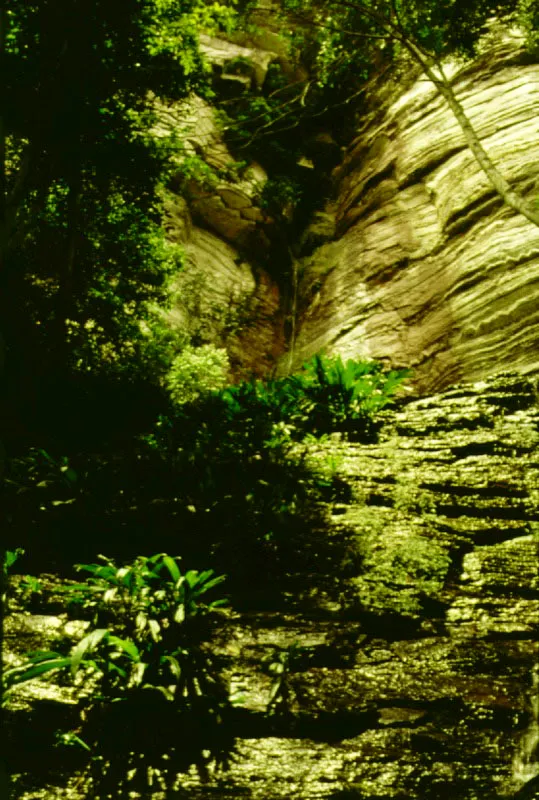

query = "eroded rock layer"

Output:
[[292, 28, 539, 392]]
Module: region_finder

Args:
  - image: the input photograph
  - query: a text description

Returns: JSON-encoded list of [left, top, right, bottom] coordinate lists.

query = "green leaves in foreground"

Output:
[[2, 651, 73, 706], [62, 552, 227, 627], [4, 553, 234, 784], [62, 554, 233, 783]]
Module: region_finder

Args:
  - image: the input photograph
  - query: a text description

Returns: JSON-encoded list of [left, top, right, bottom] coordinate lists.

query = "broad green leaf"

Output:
[[4, 656, 72, 689], [130, 661, 147, 687], [208, 598, 228, 608], [23, 649, 64, 662], [146, 684, 175, 702], [116, 567, 130, 584], [70, 629, 110, 677], [161, 555, 181, 583], [63, 467, 78, 484], [148, 619, 161, 642], [103, 588, 118, 604], [107, 662, 128, 679], [57, 731, 92, 752], [194, 573, 227, 596], [162, 655, 181, 679], [107, 636, 141, 662], [135, 611, 147, 633]]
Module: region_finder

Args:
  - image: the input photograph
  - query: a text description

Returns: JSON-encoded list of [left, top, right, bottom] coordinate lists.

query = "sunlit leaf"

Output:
[[70, 629, 110, 677]]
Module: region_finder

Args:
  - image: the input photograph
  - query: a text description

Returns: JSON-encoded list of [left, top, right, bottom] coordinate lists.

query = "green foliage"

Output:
[[220, 1, 539, 235], [217, 84, 304, 160], [290, 353, 410, 438], [262, 642, 304, 716], [281, 0, 525, 92], [63, 553, 227, 628], [1, 0, 240, 451], [518, 0, 539, 53], [3, 548, 24, 575], [173, 154, 220, 193], [214, 60, 319, 229], [129, 354, 407, 603], [5, 449, 78, 519], [17, 575, 43, 606], [166, 344, 230, 405], [4, 553, 234, 787], [2, 651, 73, 707], [64, 553, 233, 783], [207, 353, 408, 442], [258, 176, 304, 219]]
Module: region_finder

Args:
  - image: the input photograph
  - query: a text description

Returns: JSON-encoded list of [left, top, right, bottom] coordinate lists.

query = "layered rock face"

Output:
[[163, 24, 539, 392], [291, 27, 539, 391], [154, 74, 287, 379]]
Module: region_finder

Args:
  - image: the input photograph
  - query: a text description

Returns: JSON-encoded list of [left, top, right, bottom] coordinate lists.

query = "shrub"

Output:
[[137, 354, 408, 604], [65, 554, 233, 788], [5, 553, 234, 791], [289, 353, 410, 439], [166, 343, 230, 405], [212, 352, 409, 442]]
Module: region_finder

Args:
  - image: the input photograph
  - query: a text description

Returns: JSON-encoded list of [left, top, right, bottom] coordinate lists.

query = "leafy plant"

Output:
[[262, 643, 304, 716], [166, 344, 230, 405], [2, 650, 73, 707], [56, 553, 233, 786], [1, 552, 234, 793], [291, 353, 410, 439], [258, 176, 304, 219], [18, 574, 43, 606], [173, 154, 219, 194], [3, 548, 24, 575], [212, 352, 408, 442], [132, 353, 407, 601]]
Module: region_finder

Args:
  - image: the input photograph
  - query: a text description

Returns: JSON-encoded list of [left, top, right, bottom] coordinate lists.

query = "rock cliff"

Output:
[[164, 23, 539, 392], [292, 25, 539, 392]]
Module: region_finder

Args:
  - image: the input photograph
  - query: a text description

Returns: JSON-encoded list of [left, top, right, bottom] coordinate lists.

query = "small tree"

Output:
[[276, 0, 539, 227]]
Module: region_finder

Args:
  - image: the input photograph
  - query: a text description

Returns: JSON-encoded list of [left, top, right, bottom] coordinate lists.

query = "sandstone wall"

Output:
[[291, 27, 539, 392], [154, 89, 287, 379]]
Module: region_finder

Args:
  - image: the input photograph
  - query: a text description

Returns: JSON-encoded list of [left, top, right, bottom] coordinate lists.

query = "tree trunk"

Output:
[[412, 48, 539, 228]]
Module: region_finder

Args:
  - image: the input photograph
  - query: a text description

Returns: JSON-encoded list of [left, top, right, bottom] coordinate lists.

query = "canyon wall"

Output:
[[164, 23, 539, 392], [291, 25, 539, 392]]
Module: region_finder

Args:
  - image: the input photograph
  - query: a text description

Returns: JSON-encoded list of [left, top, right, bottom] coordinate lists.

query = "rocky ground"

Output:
[[4, 372, 539, 799]]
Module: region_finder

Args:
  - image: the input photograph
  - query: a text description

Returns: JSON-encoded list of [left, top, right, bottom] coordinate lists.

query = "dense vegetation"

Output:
[[2, 352, 408, 795]]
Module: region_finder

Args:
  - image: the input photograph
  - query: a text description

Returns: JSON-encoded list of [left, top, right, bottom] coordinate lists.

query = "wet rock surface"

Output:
[[6, 373, 539, 798]]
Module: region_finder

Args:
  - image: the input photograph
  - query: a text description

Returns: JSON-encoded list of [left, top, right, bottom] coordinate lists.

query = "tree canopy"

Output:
[[0, 0, 237, 447]]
